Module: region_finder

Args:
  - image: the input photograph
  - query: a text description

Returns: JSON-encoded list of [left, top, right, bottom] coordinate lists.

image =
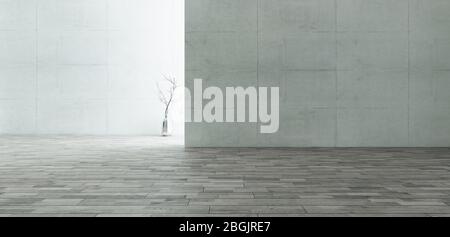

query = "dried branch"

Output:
[[157, 76, 178, 119]]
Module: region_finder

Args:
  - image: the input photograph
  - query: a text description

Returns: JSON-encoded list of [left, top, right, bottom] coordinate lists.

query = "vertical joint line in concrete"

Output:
[[407, 0, 411, 145], [35, 0, 39, 133], [256, 0, 260, 135], [334, 0, 338, 147], [106, 0, 110, 134]]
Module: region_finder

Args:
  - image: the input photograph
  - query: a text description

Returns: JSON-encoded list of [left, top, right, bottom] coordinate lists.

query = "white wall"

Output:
[[0, 0, 184, 135]]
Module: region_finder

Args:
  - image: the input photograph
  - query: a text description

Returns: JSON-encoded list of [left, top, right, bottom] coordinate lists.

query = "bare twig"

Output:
[[157, 76, 178, 119]]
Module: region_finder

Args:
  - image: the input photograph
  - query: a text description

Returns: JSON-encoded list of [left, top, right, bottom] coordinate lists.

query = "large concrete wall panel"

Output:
[[186, 0, 450, 147]]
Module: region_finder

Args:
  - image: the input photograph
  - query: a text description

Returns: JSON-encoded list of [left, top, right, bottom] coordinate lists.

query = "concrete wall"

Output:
[[0, 0, 184, 135], [186, 0, 450, 147]]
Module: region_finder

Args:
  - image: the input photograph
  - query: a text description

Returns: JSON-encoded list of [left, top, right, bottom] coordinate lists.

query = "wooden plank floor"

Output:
[[0, 136, 449, 217]]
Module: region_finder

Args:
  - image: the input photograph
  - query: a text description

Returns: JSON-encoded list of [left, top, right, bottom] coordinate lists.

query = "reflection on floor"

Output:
[[0, 136, 449, 217]]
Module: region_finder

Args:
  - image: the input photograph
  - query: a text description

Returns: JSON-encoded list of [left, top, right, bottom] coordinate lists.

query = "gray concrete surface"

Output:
[[185, 0, 450, 147]]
